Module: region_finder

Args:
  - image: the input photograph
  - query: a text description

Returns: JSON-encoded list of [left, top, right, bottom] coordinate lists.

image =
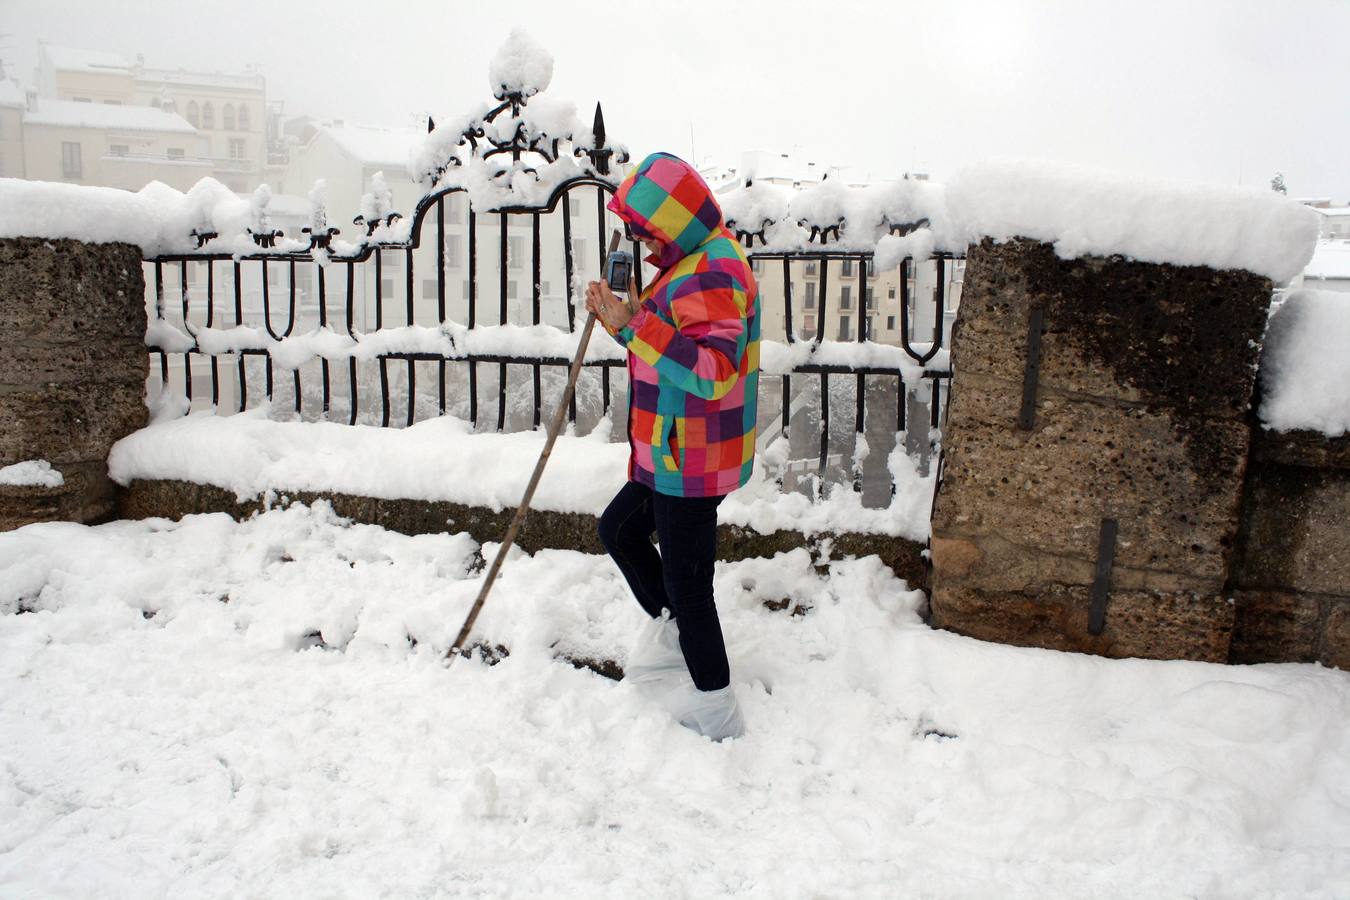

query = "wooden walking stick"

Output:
[[447, 230, 626, 661]]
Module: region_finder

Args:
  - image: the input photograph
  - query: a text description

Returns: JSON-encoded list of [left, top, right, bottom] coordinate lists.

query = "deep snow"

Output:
[[2, 503, 1349, 898]]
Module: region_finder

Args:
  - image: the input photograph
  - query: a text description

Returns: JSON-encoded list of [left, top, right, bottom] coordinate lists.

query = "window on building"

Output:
[[750, 257, 762, 273], [61, 142, 82, 178], [841, 259, 854, 277], [866, 288, 874, 310], [186, 101, 199, 128], [73, 97, 92, 103], [865, 316, 874, 339], [571, 239, 589, 267], [508, 236, 525, 269], [109, 144, 129, 157], [201, 102, 214, 129], [228, 138, 246, 159], [423, 278, 439, 299], [444, 234, 463, 268], [805, 282, 817, 309], [865, 258, 874, 276], [802, 314, 815, 338], [238, 105, 250, 132], [540, 281, 552, 296], [887, 315, 896, 331], [462, 280, 471, 298], [447, 193, 466, 219], [167, 148, 185, 159], [568, 197, 582, 219], [839, 315, 852, 340], [160, 97, 176, 114], [223, 104, 235, 131], [888, 287, 896, 300], [508, 280, 519, 300], [380, 278, 393, 297], [103, 99, 122, 105], [840, 286, 852, 310], [804, 260, 817, 276]]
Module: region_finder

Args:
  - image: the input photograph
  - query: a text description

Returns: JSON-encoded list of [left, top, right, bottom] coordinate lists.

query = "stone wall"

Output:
[[929, 238, 1273, 662], [0, 237, 147, 530], [116, 478, 929, 589], [1228, 428, 1350, 668]]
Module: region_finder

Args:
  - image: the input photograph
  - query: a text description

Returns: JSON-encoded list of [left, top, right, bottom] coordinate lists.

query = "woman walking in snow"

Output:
[[584, 152, 760, 742]]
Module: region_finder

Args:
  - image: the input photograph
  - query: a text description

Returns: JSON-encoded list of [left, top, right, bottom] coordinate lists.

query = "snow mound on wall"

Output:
[[0, 176, 306, 257], [1258, 289, 1350, 436], [945, 159, 1320, 284]]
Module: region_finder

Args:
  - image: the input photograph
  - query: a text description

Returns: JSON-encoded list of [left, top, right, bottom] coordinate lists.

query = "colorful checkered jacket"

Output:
[[604, 152, 761, 498]]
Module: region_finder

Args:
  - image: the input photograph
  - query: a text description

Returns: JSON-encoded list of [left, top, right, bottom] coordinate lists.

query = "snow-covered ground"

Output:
[[3, 503, 1349, 898]]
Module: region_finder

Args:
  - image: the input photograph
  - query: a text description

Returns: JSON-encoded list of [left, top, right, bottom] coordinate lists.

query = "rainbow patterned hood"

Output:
[[607, 152, 726, 268]]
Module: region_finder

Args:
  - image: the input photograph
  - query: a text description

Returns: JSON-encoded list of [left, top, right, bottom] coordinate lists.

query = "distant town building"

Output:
[[5, 44, 274, 193]]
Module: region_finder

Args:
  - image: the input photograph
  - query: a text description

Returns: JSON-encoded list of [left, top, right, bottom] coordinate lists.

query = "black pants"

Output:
[[597, 481, 729, 691]]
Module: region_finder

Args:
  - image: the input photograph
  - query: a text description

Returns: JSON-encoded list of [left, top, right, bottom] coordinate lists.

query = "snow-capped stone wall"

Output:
[[929, 237, 1275, 663], [1226, 291, 1350, 668], [0, 237, 148, 530]]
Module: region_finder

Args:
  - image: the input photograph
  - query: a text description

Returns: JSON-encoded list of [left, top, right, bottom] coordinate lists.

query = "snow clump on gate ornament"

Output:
[[489, 28, 554, 100], [407, 31, 629, 212]]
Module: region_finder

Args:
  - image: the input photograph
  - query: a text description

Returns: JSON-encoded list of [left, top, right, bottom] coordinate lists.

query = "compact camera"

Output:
[[605, 250, 633, 293]]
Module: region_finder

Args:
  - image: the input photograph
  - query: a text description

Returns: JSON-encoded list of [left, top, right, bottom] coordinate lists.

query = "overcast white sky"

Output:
[[3, 0, 1348, 199]]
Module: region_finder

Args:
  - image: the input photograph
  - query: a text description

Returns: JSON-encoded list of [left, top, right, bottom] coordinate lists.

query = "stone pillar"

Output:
[[0, 237, 148, 530], [1228, 430, 1350, 669], [930, 238, 1272, 662]]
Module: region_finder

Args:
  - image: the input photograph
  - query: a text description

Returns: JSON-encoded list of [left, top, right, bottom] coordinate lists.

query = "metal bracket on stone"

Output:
[[1017, 307, 1044, 430], [1087, 518, 1119, 635]]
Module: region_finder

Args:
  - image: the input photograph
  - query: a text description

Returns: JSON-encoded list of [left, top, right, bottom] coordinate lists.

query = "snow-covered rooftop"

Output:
[[24, 98, 197, 134], [1311, 206, 1350, 218], [135, 67, 265, 91], [323, 124, 425, 169], [40, 45, 132, 73], [1302, 241, 1350, 281]]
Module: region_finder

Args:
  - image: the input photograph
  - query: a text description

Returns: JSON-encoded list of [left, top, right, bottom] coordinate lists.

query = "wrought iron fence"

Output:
[[142, 81, 962, 505]]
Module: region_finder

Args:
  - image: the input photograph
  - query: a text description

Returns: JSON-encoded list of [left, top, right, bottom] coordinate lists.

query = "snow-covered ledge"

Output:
[[109, 413, 936, 586]]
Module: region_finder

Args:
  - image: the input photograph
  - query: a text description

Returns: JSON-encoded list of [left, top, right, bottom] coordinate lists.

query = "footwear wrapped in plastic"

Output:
[[623, 614, 686, 686], [667, 684, 745, 742]]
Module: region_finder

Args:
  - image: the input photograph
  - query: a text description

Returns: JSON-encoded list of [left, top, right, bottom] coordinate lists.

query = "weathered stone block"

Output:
[[0, 238, 145, 343], [932, 584, 1234, 662], [931, 237, 1274, 663], [1321, 601, 1350, 671], [0, 340, 146, 388], [933, 370, 1248, 591], [0, 381, 147, 466], [1228, 590, 1321, 664], [1251, 428, 1350, 472], [1229, 461, 1350, 598], [952, 238, 1271, 420]]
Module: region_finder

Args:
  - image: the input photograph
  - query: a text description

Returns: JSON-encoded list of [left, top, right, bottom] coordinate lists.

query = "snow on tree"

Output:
[[1271, 172, 1288, 194]]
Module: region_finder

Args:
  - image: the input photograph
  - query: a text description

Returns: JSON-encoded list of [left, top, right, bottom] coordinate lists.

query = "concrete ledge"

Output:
[[116, 478, 929, 588]]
